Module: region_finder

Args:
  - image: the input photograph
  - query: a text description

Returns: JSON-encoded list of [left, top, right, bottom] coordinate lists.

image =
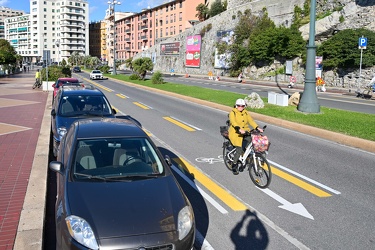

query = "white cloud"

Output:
[[0, 0, 9, 6]]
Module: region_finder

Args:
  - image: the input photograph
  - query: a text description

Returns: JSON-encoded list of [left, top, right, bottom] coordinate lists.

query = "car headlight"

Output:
[[66, 215, 99, 249], [178, 206, 193, 240], [57, 127, 67, 139]]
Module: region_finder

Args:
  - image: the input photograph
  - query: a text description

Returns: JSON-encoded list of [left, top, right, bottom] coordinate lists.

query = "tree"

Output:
[[132, 57, 153, 80], [196, 3, 209, 21], [317, 28, 375, 69], [125, 57, 134, 71], [0, 39, 17, 65], [209, 0, 226, 17]]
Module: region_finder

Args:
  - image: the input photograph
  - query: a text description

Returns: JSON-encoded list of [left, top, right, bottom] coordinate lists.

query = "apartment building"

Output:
[[105, 9, 134, 66], [0, 6, 25, 39], [5, 14, 31, 62], [101, 0, 204, 64], [4, 0, 89, 64]]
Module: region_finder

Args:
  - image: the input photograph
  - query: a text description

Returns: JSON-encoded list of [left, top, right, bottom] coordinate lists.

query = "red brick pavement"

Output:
[[0, 72, 48, 250]]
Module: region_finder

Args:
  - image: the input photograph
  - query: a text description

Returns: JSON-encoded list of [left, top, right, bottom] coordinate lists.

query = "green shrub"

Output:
[[41, 66, 69, 81], [129, 74, 140, 80], [151, 71, 164, 84]]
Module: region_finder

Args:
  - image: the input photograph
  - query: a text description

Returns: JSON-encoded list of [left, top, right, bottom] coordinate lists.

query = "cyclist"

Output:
[[35, 69, 41, 86], [228, 98, 263, 175]]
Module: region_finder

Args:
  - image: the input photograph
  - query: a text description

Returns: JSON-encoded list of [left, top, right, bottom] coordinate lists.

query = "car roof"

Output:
[[59, 86, 105, 96], [74, 118, 145, 139], [57, 77, 79, 82]]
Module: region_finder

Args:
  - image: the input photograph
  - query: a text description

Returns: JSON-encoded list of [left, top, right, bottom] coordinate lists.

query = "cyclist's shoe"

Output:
[[238, 163, 245, 172], [232, 163, 239, 175]]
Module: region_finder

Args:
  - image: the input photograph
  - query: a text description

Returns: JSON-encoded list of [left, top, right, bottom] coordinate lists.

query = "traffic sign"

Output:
[[358, 37, 367, 49]]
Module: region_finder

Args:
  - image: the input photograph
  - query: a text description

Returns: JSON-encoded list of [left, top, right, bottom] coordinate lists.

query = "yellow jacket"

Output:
[[228, 107, 258, 147], [35, 71, 41, 79]]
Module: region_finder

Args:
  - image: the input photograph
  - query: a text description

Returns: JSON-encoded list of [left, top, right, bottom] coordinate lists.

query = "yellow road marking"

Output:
[[88, 81, 113, 92], [116, 93, 126, 99], [133, 102, 150, 109], [271, 167, 331, 197], [163, 117, 195, 131], [173, 158, 247, 211]]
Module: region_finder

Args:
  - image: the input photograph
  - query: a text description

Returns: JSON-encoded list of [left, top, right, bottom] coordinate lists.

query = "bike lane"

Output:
[[0, 70, 49, 250]]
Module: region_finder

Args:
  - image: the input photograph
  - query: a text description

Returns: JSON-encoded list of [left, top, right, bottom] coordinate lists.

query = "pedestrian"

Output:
[[23, 66, 26, 72], [238, 73, 243, 83]]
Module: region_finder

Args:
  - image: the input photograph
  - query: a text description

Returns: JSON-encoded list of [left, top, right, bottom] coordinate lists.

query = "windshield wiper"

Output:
[[74, 172, 107, 181], [105, 174, 158, 180]]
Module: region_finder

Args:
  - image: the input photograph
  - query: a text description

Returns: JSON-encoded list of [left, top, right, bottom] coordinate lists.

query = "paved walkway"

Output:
[[0, 71, 49, 250]]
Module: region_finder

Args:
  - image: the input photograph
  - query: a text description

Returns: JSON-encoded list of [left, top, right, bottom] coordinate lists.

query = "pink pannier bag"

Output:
[[251, 134, 270, 152]]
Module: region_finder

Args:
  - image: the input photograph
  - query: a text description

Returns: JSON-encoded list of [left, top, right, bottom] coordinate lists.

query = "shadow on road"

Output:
[[230, 209, 269, 250]]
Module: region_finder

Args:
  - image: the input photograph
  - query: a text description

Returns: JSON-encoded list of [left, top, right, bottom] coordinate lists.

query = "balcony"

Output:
[[125, 38, 131, 42], [141, 15, 148, 20], [141, 35, 148, 41], [141, 25, 148, 30], [125, 29, 131, 33], [125, 20, 131, 25]]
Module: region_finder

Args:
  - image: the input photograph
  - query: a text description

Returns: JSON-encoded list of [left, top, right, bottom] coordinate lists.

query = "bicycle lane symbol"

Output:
[[195, 155, 224, 164]]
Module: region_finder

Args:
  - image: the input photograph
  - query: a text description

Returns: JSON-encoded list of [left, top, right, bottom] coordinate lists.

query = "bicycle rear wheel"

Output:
[[248, 153, 271, 188], [222, 141, 234, 171]]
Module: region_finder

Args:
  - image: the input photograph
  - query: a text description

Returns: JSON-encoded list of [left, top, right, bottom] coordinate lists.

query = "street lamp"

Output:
[[297, 0, 320, 113], [108, 0, 121, 75], [55, 39, 60, 65]]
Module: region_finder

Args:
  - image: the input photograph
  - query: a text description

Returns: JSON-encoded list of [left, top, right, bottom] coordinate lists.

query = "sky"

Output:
[[0, 0, 166, 22]]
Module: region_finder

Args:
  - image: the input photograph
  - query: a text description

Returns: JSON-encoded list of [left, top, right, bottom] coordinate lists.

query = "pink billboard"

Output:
[[185, 35, 201, 68]]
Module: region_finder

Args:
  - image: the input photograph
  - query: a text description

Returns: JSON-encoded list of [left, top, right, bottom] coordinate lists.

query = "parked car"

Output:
[[72, 66, 81, 73], [90, 70, 103, 80], [49, 118, 195, 249], [51, 86, 116, 157], [52, 78, 82, 99]]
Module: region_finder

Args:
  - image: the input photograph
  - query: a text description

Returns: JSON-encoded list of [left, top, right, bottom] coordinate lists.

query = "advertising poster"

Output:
[[185, 35, 201, 68], [160, 42, 180, 56], [214, 30, 234, 69]]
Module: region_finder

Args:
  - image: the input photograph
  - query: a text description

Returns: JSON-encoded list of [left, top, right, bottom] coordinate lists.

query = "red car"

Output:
[[52, 78, 83, 98]]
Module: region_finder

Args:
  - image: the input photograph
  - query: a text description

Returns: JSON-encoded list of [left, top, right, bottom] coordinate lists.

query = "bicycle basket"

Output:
[[220, 126, 229, 139], [252, 134, 269, 152]]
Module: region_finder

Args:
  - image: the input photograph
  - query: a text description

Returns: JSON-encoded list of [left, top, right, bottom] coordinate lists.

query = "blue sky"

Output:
[[0, 0, 165, 22]]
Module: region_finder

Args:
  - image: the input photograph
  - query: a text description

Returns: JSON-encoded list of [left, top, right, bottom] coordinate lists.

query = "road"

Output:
[[44, 72, 375, 249]]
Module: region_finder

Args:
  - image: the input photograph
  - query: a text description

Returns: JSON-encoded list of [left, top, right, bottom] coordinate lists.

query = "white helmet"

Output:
[[235, 98, 246, 106]]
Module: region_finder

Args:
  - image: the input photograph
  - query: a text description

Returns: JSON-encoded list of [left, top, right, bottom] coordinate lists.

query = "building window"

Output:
[[180, 1, 183, 8], [179, 12, 182, 21]]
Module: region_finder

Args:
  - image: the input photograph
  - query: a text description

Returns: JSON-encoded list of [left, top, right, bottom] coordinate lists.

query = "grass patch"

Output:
[[105, 74, 375, 141]]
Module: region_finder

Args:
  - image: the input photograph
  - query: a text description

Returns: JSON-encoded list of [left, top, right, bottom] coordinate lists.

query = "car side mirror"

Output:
[[52, 84, 56, 88], [49, 161, 64, 174], [112, 108, 117, 115], [51, 109, 56, 116]]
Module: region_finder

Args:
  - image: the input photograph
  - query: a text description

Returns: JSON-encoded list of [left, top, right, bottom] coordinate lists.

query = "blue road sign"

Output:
[[359, 37, 367, 47]]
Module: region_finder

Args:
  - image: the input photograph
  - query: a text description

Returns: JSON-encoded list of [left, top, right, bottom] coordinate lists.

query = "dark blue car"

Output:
[[51, 86, 116, 157], [49, 118, 195, 249]]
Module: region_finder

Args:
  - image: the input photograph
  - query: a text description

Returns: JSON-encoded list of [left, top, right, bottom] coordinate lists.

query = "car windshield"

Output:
[[92, 70, 101, 73], [59, 95, 112, 117], [72, 138, 164, 181]]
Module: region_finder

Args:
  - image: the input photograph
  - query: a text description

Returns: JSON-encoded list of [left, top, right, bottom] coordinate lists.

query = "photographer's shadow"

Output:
[[231, 209, 269, 250]]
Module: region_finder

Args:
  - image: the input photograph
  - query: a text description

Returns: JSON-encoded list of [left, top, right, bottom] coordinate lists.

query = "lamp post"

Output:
[[297, 0, 320, 113], [55, 39, 60, 65], [108, 0, 121, 75]]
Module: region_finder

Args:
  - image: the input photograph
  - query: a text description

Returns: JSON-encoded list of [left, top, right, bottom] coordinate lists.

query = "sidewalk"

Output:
[[0, 70, 50, 250]]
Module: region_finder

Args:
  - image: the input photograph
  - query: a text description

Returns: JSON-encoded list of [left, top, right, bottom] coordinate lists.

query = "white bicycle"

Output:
[[221, 125, 272, 188]]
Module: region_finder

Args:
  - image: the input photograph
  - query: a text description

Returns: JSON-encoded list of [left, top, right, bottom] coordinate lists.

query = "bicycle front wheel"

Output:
[[248, 153, 272, 188]]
